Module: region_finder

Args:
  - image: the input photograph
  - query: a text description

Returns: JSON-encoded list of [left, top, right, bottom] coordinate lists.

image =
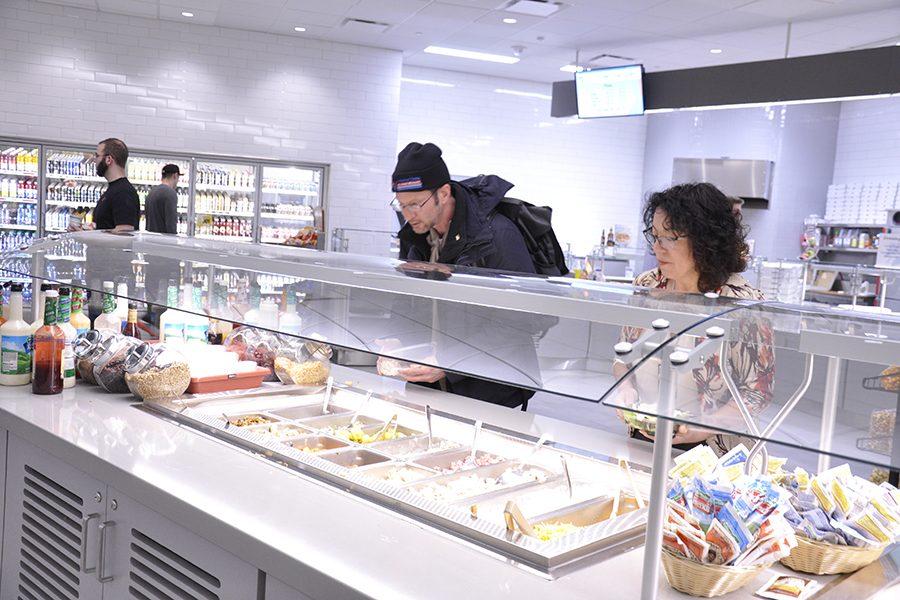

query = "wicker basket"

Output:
[[781, 536, 885, 575], [661, 550, 768, 597]]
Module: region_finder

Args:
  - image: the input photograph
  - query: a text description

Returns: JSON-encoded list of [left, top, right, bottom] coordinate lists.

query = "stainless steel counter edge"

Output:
[[0, 365, 683, 600]]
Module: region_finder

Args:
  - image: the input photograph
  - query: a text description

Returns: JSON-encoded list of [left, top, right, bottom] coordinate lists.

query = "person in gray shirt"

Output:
[[145, 163, 181, 233]]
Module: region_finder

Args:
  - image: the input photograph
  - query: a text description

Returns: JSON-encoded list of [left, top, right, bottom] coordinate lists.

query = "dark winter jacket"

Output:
[[396, 175, 539, 408], [398, 175, 536, 275]]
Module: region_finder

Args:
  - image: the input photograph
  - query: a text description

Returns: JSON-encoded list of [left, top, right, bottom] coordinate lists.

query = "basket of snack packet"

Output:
[[778, 464, 900, 575], [662, 445, 797, 597]]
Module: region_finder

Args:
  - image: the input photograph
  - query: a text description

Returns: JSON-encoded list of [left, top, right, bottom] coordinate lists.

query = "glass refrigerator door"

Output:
[[192, 160, 256, 242], [258, 164, 323, 248], [127, 153, 191, 236], [0, 140, 40, 308], [44, 145, 105, 235]]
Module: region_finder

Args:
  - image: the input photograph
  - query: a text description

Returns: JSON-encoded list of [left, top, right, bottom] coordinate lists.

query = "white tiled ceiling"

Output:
[[39, 0, 900, 81]]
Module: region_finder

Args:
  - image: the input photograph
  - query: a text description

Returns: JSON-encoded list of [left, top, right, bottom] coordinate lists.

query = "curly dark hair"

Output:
[[642, 182, 749, 293]]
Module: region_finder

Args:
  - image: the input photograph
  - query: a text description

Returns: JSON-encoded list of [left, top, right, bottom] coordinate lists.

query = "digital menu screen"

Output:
[[575, 65, 644, 118]]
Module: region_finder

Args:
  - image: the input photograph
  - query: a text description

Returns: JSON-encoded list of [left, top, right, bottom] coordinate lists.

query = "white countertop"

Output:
[[0, 366, 888, 599]]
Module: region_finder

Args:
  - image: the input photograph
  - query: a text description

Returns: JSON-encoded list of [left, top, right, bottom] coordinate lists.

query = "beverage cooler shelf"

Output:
[[45, 173, 106, 183], [0, 197, 37, 204], [195, 210, 254, 218], [259, 213, 314, 222], [195, 183, 255, 193], [47, 200, 95, 208], [261, 188, 318, 196], [0, 224, 36, 231], [0, 169, 38, 177]]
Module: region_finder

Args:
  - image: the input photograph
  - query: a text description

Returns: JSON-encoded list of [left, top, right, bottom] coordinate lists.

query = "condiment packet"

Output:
[[829, 517, 879, 547], [794, 468, 810, 491], [734, 534, 795, 567], [705, 518, 740, 565], [674, 524, 710, 562], [850, 509, 892, 544], [755, 575, 822, 600], [670, 446, 718, 479], [667, 479, 686, 505], [663, 529, 689, 558], [810, 477, 836, 516], [717, 503, 754, 551]]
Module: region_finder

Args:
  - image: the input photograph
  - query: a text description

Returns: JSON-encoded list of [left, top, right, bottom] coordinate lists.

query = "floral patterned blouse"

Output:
[[624, 270, 774, 455], [632, 269, 765, 300]]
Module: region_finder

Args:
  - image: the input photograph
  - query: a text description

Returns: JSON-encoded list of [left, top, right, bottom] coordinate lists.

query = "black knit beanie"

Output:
[[392, 142, 451, 192]]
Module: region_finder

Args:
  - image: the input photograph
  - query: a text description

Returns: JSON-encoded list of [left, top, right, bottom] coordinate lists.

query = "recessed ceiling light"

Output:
[[710, 48, 723, 54], [560, 64, 584, 73], [424, 46, 519, 64], [494, 88, 551, 100], [503, 18, 518, 24], [401, 77, 455, 88], [294, 26, 306, 32], [181, 11, 193, 17]]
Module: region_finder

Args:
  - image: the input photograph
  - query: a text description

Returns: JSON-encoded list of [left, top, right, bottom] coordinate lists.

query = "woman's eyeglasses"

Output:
[[643, 228, 683, 250], [389, 189, 437, 214]]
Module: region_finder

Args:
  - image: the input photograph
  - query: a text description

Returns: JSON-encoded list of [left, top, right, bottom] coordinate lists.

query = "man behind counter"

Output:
[[70, 138, 140, 232], [380, 142, 539, 409]]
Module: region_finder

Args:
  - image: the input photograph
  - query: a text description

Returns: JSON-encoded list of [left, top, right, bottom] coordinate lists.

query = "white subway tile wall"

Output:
[[642, 103, 841, 264], [833, 98, 900, 184], [0, 0, 403, 235], [398, 66, 648, 256]]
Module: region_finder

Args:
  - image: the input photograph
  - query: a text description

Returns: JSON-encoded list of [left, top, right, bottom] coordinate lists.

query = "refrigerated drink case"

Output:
[[192, 160, 256, 241], [128, 154, 191, 235], [44, 146, 105, 233], [0, 141, 39, 251], [259, 164, 324, 246]]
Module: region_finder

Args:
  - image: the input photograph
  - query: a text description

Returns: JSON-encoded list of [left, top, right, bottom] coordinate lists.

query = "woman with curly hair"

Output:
[[637, 182, 762, 298], [616, 182, 773, 455]]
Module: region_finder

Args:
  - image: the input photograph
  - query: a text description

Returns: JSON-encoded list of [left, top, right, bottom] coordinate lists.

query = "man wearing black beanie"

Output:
[[382, 142, 539, 409]]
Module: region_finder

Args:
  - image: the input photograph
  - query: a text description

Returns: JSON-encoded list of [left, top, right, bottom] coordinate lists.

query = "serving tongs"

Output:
[[467, 420, 483, 464], [504, 500, 535, 537], [425, 405, 434, 450], [492, 433, 551, 485], [320, 376, 334, 414], [560, 455, 573, 500], [619, 458, 645, 510], [371, 414, 399, 441], [348, 390, 373, 427]]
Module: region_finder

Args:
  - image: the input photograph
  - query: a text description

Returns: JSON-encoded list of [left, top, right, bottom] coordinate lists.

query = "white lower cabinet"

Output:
[[103, 487, 260, 600], [2, 434, 261, 600], [1, 433, 106, 600]]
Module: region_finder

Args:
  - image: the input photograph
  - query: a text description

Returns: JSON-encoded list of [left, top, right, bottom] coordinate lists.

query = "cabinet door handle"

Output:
[[79, 513, 101, 574], [96, 520, 116, 583]]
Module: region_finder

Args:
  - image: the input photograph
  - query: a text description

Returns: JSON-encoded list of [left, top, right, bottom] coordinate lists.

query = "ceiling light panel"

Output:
[[505, 0, 563, 17], [424, 46, 520, 63]]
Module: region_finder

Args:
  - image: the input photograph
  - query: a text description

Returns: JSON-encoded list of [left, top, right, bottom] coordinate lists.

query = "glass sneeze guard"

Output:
[[603, 300, 900, 472], [2, 231, 759, 405]]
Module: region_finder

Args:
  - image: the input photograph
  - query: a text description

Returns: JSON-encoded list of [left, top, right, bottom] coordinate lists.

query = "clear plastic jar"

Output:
[[73, 330, 115, 385], [123, 343, 191, 401], [93, 335, 144, 393], [273, 338, 332, 386]]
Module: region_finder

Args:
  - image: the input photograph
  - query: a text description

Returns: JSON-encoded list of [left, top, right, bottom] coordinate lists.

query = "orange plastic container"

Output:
[[186, 367, 272, 394]]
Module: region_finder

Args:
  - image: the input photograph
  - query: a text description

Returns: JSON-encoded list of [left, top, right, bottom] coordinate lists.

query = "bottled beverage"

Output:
[[94, 281, 122, 333], [32, 290, 64, 395], [30, 283, 53, 334], [0, 292, 6, 327], [243, 282, 261, 325], [115, 281, 129, 322], [70, 287, 91, 337], [279, 286, 302, 336], [122, 302, 141, 339], [0, 283, 33, 385], [183, 283, 209, 343], [57, 287, 77, 388], [159, 280, 184, 342]]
